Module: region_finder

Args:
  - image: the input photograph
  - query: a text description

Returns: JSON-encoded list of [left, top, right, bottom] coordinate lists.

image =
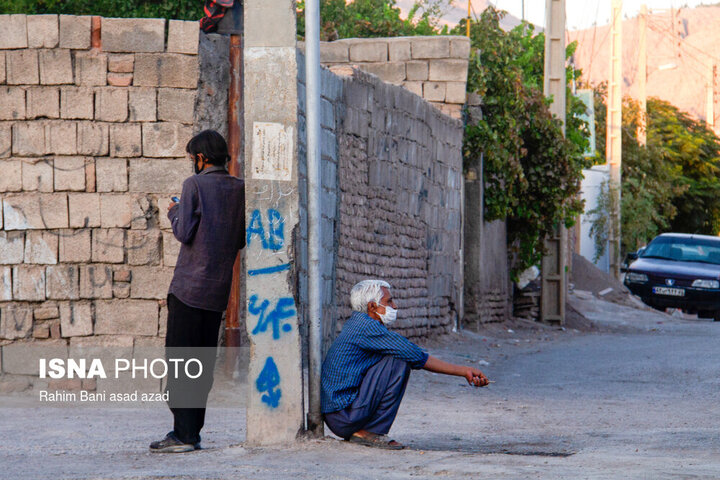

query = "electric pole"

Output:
[[540, 0, 566, 324], [607, 0, 623, 279], [638, 4, 647, 146]]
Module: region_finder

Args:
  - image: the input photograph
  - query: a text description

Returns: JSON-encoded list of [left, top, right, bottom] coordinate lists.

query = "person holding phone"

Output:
[[149, 130, 245, 453]]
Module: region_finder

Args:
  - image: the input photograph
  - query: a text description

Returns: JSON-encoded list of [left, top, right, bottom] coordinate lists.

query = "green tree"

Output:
[[456, 8, 590, 275], [0, 0, 202, 20]]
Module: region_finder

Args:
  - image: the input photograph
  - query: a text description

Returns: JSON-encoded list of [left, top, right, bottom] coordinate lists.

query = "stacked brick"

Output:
[[0, 14, 198, 386], [318, 36, 470, 119]]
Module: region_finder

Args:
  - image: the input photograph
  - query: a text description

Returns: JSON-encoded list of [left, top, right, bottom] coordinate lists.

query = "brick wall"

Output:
[[317, 36, 470, 119], [297, 55, 465, 345], [0, 14, 200, 378]]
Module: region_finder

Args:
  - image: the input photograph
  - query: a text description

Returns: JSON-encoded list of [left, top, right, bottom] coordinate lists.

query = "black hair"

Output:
[[185, 129, 230, 166]]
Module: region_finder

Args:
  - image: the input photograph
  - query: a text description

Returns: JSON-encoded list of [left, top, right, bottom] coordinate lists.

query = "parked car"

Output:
[[623, 233, 720, 320]]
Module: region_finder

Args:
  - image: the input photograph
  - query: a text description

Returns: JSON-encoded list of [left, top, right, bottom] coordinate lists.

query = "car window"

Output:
[[642, 237, 720, 264]]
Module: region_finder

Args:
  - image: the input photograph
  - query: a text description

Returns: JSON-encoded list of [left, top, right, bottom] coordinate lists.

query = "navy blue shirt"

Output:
[[321, 311, 429, 413], [167, 166, 245, 312]]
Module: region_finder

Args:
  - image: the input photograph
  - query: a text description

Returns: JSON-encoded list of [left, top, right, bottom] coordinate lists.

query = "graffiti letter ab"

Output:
[[246, 209, 285, 250]]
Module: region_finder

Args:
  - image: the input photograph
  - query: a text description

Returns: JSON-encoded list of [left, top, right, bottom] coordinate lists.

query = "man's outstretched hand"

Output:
[[463, 367, 489, 387]]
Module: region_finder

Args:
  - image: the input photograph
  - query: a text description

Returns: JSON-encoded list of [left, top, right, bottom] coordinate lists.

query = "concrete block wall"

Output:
[[318, 36, 470, 120], [0, 14, 200, 384]]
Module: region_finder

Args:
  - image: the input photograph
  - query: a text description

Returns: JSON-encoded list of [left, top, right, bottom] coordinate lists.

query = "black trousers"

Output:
[[164, 293, 222, 445]]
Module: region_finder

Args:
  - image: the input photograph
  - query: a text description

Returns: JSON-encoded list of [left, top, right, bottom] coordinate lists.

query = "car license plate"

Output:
[[652, 286, 685, 297]]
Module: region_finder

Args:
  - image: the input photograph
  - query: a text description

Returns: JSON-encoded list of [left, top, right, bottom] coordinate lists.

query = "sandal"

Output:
[[347, 432, 404, 450]]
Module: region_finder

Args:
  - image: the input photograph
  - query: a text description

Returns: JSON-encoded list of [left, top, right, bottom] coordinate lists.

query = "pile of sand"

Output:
[[570, 253, 644, 309]]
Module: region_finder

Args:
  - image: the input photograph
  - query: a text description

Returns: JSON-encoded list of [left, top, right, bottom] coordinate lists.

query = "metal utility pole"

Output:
[[540, 0, 566, 324], [638, 4, 647, 146], [707, 63, 716, 133], [305, 0, 324, 437], [522, 0, 525, 21], [607, 0, 623, 279]]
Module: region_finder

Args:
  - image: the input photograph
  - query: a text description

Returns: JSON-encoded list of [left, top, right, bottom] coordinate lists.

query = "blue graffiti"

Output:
[[256, 357, 281, 408], [246, 209, 285, 250], [248, 263, 291, 276], [249, 295, 295, 339]]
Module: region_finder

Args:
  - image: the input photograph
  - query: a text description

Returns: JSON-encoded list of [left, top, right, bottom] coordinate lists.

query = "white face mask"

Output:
[[377, 304, 398, 325]]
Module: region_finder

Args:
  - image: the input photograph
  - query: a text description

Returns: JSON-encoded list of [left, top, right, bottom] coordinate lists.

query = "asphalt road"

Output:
[[1, 295, 719, 479]]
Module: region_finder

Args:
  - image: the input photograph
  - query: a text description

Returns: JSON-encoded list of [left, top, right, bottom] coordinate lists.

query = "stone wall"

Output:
[[297, 56, 465, 344], [317, 36, 470, 119], [0, 14, 200, 380]]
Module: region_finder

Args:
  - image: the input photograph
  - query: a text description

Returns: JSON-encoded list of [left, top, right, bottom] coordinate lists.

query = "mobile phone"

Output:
[[171, 196, 179, 203]]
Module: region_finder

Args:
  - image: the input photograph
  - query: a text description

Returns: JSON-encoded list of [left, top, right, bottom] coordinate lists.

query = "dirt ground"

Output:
[[2, 294, 720, 479]]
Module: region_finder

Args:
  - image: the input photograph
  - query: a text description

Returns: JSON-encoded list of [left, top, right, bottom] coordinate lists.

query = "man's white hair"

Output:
[[350, 280, 391, 313]]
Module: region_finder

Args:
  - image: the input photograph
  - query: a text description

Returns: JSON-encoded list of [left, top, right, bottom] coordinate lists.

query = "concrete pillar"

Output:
[[243, 0, 304, 444]]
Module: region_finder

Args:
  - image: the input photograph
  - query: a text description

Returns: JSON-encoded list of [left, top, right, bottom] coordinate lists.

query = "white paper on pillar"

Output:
[[251, 122, 294, 181]]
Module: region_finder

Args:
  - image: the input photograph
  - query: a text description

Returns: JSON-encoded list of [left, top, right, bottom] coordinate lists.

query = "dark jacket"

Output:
[[167, 165, 245, 311]]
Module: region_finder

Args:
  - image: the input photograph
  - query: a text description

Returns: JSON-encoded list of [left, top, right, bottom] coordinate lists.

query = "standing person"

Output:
[[322, 280, 490, 449], [150, 130, 245, 453]]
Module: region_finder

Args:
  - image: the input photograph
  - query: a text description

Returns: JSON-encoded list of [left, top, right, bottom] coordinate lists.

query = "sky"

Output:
[[490, 0, 718, 30]]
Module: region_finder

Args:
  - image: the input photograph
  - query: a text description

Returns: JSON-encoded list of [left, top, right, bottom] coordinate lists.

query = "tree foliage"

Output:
[[590, 85, 720, 254], [296, 0, 449, 40], [456, 8, 590, 275], [0, 0, 202, 19]]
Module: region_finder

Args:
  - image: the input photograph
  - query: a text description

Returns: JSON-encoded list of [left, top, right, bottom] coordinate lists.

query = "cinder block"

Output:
[[12, 265, 46, 301], [101, 18, 165, 53], [107, 73, 132, 87], [107, 54, 134, 73], [109, 123, 141, 157], [406, 61, 429, 81], [24, 230, 58, 264], [34, 304, 59, 320], [0, 122, 10, 157], [0, 305, 33, 340], [0, 159, 22, 192], [59, 301, 92, 337], [388, 39, 411, 62], [411, 37, 450, 59], [77, 121, 108, 155], [59, 15, 91, 49], [349, 41, 387, 62], [69, 334, 133, 370], [127, 230, 161, 266], [0, 15, 28, 49], [113, 282, 130, 298], [162, 230, 180, 267], [130, 266, 173, 299], [21, 158, 54, 192], [423, 82, 446, 102], [39, 49, 73, 85], [99, 194, 132, 228], [58, 229, 91, 263], [130, 195, 151, 230], [54, 156, 86, 191], [95, 158, 128, 192], [74, 51, 107, 86], [7, 49, 39, 85], [0, 87, 26, 120], [141, 123, 192, 157], [79, 264, 113, 298], [0, 266, 10, 300], [134, 53, 199, 89], [86, 159, 96, 192], [157, 89, 196, 124], [95, 88, 128, 122], [356, 62, 406, 84], [61, 87, 94, 120], [428, 59, 469, 82], [45, 121, 78, 155], [403, 81, 423, 97], [27, 86, 60, 119], [445, 82, 467, 104], [46, 264, 79, 299], [320, 41, 349, 63], [2, 193, 68, 230], [0, 231, 24, 264], [128, 87, 156, 122], [113, 267, 131, 282], [27, 15, 59, 48], [91, 228, 124, 263], [167, 20, 199, 54], [68, 192, 100, 228], [450, 37, 471, 59], [94, 299, 158, 336], [129, 159, 190, 193], [157, 197, 176, 230], [12, 123, 45, 156]]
